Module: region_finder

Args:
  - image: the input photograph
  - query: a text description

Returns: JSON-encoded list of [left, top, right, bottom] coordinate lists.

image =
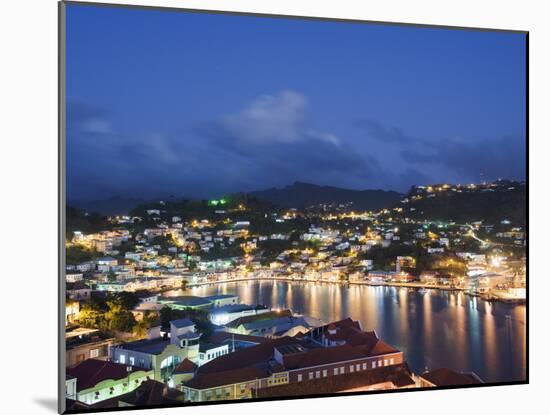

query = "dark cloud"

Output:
[[354, 119, 427, 145], [67, 92, 380, 201], [356, 118, 525, 184], [401, 135, 526, 182], [67, 94, 525, 202]]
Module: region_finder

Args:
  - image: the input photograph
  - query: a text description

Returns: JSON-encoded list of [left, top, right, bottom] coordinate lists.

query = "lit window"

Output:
[[333, 368, 339, 375], [90, 348, 99, 358], [297, 374, 302, 382], [129, 357, 135, 366], [316, 371, 320, 378], [384, 359, 388, 366], [356, 364, 360, 371], [362, 363, 367, 370], [372, 362, 376, 369], [378, 360, 382, 367], [119, 354, 126, 364], [340, 367, 345, 374], [390, 358, 395, 365], [309, 372, 313, 380], [350, 365, 354, 373], [322, 370, 327, 377]]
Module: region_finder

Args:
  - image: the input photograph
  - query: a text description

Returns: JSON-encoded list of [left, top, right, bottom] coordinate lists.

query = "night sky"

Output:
[[66, 3, 526, 201]]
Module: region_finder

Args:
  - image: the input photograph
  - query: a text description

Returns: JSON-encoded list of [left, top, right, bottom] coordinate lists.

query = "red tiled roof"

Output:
[[185, 366, 268, 390], [369, 340, 399, 356], [420, 368, 483, 386], [66, 359, 145, 392], [283, 344, 367, 370], [173, 358, 197, 374], [256, 363, 415, 398], [196, 337, 297, 375]]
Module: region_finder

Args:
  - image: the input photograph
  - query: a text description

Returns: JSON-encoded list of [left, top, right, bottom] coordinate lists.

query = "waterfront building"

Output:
[[205, 294, 239, 308], [181, 318, 408, 402], [158, 296, 213, 310], [367, 270, 393, 283], [223, 310, 315, 338], [466, 272, 507, 293], [209, 304, 270, 326]]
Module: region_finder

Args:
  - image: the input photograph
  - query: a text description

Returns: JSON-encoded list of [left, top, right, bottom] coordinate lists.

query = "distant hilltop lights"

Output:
[[208, 199, 227, 206]]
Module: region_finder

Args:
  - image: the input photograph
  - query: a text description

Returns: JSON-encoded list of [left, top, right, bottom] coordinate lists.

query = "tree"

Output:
[[104, 299, 137, 332], [133, 311, 160, 338]]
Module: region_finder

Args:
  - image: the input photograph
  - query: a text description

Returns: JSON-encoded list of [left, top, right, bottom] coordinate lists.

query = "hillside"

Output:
[[249, 182, 403, 211], [397, 181, 526, 226]]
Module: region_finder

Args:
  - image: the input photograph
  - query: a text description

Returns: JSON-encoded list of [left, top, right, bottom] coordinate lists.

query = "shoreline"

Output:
[[160, 276, 525, 304]]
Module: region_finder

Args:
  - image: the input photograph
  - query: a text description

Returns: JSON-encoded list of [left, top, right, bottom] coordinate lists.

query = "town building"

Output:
[[66, 359, 153, 405], [66, 281, 92, 301], [112, 318, 201, 382], [223, 310, 316, 337], [181, 318, 407, 402], [66, 328, 114, 368]]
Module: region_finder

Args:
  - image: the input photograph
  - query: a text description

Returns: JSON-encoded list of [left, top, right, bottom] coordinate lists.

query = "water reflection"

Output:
[[168, 280, 526, 383]]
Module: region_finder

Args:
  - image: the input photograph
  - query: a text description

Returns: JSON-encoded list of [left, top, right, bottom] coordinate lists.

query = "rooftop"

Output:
[[226, 309, 293, 328], [160, 296, 212, 307], [170, 318, 195, 329], [256, 363, 415, 398], [173, 358, 198, 374], [205, 294, 238, 301], [66, 359, 146, 392], [420, 368, 483, 386], [117, 337, 170, 355]]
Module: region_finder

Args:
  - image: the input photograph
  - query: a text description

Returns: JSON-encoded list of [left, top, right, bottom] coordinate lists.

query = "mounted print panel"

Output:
[[59, 1, 527, 413]]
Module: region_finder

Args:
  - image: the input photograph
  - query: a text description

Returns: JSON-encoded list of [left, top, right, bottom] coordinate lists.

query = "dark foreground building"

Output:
[[181, 318, 415, 402]]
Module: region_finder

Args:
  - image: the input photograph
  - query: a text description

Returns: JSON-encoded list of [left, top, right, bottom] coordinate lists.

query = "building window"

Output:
[[362, 363, 367, 370], [390, 358, 395, 365], [350, 365, 354, 373], [309, 372, 313, 380], [129, 356, 135, 366], [378, 360, 382, 367], [384, 359, 388, 366], [90, 348, 99, 358], [339, 367, 345, 374], [356, 364, 361, 371], [372, 362, 376, 369], [315, 371, 320, 379], [322, 370, 327, 377], [119, 354, 126, 364], [297, 374, 302, 382]]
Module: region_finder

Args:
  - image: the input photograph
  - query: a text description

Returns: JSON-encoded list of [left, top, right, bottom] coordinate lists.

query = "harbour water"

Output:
[[170, 280, 526, 383]]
